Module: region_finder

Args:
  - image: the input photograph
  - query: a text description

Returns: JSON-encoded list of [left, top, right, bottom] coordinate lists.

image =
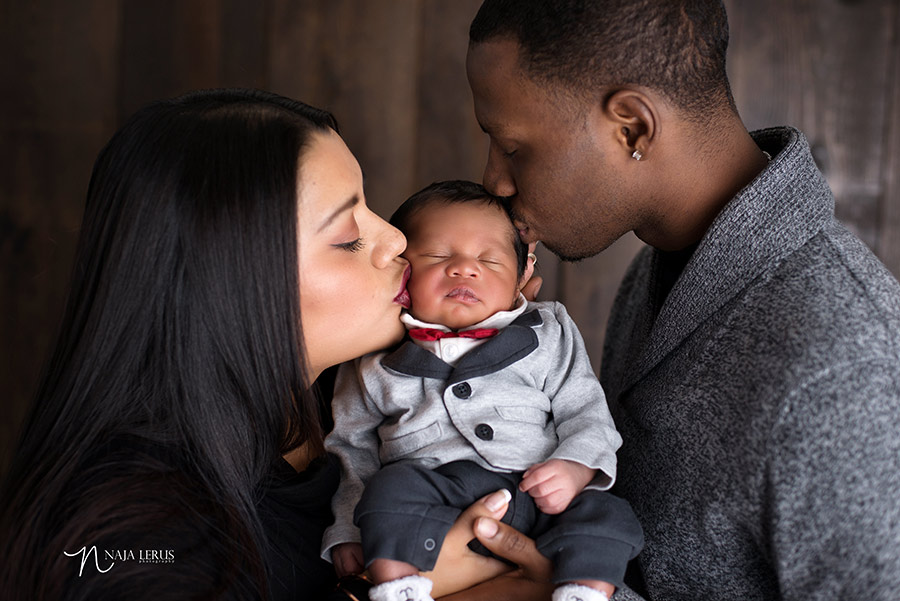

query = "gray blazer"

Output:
[[322, 301, 621, 556], [602, 127, 900, 601]]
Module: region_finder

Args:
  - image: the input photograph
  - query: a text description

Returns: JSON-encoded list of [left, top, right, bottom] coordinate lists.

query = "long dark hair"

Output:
[[0, 89, 337, 599]]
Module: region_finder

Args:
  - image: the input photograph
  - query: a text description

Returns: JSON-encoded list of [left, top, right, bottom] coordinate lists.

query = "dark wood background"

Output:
[[2, 0, 898, 476]]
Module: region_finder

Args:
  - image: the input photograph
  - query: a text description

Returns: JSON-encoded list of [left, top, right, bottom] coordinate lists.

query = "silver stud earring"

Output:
[[632, 149, 643, 161]]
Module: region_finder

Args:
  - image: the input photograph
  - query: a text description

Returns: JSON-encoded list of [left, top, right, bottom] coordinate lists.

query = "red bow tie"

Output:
[[408, 327, 500, 342]]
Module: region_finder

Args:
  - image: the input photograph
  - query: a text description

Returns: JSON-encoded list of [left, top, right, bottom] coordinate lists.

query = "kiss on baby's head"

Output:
[[390, 180, 531, 330]]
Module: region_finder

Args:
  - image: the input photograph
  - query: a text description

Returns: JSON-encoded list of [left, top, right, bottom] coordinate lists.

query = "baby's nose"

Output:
[[447, 257, 480, 277]]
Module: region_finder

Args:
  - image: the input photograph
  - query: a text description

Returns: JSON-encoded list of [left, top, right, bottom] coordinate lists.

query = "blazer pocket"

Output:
[[495, 405, 549, 425], [380, 421, 442, 459]]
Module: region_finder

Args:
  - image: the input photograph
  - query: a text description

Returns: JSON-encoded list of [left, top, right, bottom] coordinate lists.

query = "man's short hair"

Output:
[[469, 0, 736, 120]]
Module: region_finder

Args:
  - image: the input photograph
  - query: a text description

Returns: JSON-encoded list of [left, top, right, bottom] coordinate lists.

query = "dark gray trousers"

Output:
[[354, 460, 643, 585]]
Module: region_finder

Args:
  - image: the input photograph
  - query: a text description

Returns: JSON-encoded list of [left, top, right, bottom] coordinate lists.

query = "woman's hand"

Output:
[[440, 512, 555, 600], [423, 490, 554, 601], [421, 490, 513, 597]]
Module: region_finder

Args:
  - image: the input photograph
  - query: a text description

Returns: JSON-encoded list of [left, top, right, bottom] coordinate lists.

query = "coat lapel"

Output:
[[382, 309, 542, 383], [621, 127, 835, 393]]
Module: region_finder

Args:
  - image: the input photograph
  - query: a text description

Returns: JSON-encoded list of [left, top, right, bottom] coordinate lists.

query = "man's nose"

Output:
[[483, 148, 517, 198]]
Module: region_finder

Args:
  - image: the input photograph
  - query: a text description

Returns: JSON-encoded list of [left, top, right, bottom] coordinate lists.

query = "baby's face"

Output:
[[403, 202, 521, 329]]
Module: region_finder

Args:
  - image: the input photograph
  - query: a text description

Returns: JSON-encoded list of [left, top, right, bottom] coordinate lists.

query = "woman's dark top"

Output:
[[261, 453, 341, 600], [47, 440, 340, 601]]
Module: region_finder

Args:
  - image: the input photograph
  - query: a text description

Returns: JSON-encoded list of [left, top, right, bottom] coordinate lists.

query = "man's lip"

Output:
[[514, 221, 537, 245], [393, 265, 411, 308]]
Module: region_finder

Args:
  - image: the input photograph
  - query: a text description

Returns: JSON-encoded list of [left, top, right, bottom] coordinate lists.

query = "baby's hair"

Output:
[[390, 180, 528, 278]]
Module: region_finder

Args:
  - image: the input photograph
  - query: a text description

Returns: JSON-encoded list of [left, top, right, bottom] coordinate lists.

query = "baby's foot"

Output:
[[552, 583, 610, 601], [368, 574, 434, 601]]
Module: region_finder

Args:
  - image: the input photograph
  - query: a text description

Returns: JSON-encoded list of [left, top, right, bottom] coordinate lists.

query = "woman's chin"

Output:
[[372, 318, 407, 352], [387, 322, 407, 346]]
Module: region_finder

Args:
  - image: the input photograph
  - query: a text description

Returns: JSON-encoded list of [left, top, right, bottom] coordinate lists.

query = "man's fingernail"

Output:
[[475, 517, 499, 538], [485, 488, 512, 511]]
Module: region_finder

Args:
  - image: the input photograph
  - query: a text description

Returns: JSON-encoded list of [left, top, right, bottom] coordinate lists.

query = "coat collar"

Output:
[[382, 308, 542, 384], [621, 127, 835, 392]]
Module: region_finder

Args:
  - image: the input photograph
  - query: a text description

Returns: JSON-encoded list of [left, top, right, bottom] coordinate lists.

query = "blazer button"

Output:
[[452, 382, 472, 399], [475, 423, 493, 441]]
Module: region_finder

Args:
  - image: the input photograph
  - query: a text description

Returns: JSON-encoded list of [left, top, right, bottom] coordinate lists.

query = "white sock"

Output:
[[368, 574, 434, 601], [552, 583, 610, 601]]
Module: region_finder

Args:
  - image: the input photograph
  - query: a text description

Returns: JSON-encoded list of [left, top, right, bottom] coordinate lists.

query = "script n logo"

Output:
[[63, 546, 114, 576]]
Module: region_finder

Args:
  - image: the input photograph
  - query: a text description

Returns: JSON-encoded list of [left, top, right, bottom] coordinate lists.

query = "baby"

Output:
[[322, 181, 643, 601]]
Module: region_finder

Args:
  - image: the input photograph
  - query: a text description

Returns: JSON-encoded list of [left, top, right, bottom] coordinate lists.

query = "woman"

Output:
[[0, 89, 552, 600]]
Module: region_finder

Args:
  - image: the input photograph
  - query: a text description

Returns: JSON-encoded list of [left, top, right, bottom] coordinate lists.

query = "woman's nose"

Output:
[[372, 219, 407, 269], [483, 145, 517, 199]]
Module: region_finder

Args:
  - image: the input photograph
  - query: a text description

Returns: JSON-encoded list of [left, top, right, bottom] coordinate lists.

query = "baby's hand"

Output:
[[332, 542, 365, 577], [519, 459, 595, 515]]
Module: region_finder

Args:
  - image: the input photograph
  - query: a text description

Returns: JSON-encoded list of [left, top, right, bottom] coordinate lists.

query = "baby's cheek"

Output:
[[406, 278, 435, 308]]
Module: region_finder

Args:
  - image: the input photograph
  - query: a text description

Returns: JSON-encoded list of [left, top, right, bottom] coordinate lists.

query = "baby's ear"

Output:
[[517, 253, 537, 294]]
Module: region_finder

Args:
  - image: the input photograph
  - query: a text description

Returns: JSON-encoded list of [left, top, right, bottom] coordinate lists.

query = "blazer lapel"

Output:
[[382, 309, 542, 383]]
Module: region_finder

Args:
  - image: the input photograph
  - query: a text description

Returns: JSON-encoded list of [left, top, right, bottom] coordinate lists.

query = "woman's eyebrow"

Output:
[[317, 195, 360, 233]]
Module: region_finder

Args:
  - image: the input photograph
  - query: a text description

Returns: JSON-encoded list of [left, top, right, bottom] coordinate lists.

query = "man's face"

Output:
[[466, 38, 639, 261]]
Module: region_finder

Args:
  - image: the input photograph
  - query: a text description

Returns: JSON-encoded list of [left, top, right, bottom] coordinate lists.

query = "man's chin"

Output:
[[542, 241, 591, 263], [542, 235, 618, 263]]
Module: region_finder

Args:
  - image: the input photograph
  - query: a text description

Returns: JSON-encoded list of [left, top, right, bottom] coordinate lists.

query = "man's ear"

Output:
[[605, 89, 659, 160]]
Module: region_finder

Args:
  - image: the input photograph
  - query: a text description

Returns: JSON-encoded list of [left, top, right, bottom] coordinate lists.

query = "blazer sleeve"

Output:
[[320, 358, 386, 561], [542, 302, 622, 489]]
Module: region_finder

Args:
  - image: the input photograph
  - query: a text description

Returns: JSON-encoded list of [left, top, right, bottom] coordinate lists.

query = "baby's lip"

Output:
[[446, 287, 480, 303], [393, 265, 411, 308]]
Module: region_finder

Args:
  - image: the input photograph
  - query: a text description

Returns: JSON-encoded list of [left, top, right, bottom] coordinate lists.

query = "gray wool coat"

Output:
[[602, 126, 900, 601], [321, 301, 622, 557]]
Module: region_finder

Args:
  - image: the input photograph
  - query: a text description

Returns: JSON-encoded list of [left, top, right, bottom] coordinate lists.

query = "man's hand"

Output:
[[332, 542, 365, 578], [519, 459, 595, 514]]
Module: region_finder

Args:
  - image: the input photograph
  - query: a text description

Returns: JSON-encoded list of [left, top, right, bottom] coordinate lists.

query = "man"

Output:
[[466, 1, 900, 600]]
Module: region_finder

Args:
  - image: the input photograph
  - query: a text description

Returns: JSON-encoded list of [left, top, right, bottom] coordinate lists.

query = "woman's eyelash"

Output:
[[335, 238, 365, 252]]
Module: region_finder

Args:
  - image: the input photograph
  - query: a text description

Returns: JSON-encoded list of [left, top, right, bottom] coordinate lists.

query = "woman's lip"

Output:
[[393, 264, 411, 308]]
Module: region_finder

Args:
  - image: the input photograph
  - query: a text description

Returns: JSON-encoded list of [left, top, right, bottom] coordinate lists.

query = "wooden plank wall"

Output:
[[2, 0, 898, 475]]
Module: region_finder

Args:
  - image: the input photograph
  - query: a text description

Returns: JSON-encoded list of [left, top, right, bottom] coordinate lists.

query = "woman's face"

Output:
[[296, 130, 409, 381]]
